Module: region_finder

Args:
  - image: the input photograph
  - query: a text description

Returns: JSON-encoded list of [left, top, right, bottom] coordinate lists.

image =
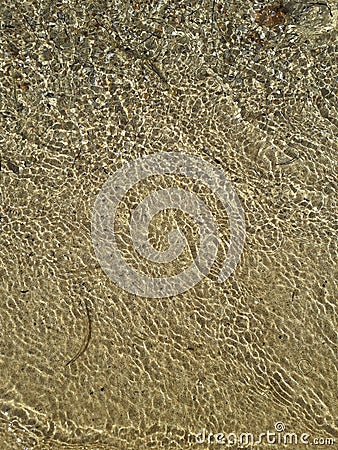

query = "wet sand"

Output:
[[0, 0, 337, 449]]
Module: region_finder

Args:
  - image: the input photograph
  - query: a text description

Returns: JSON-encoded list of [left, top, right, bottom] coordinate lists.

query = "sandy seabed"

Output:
[[0, 0, 337, 449]]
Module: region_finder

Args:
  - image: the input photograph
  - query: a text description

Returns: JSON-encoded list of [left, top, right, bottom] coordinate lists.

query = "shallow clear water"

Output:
[[0, 0, 337, 448]]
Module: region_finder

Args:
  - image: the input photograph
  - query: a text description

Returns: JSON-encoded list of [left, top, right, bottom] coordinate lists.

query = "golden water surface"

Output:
[[0, 0, 337, 449]]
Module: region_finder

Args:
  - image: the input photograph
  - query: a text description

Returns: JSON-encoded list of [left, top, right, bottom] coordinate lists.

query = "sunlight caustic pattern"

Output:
[[91, 152, 246, 298]]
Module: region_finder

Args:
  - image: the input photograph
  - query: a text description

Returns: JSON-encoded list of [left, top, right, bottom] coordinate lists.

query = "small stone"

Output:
[[7, 160, 20, 174]]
